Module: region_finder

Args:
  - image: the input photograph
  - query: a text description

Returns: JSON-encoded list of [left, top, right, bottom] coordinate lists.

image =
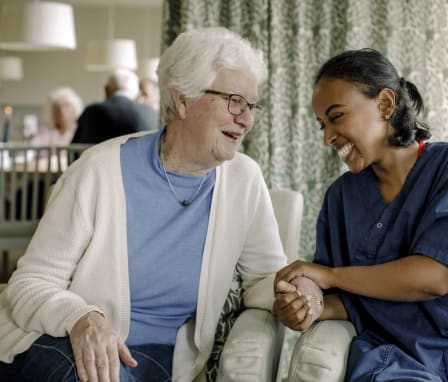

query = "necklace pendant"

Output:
[[181, 200, 191, 207]]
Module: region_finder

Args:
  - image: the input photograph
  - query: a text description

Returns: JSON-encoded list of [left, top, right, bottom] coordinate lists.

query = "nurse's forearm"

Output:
[[329, 255, 448, 301], [318, 294, 348, 321]]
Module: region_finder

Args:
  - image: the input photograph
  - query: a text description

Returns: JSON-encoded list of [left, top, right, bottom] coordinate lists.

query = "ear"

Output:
[[171, 89, 187, 119], [377, 88, 396, 120]]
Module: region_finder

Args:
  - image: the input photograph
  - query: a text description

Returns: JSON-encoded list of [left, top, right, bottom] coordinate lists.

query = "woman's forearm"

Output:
[[329, 255, 448, 301]]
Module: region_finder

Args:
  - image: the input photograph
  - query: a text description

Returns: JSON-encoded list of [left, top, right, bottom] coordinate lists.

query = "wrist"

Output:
[[327, 266, 338, 289]]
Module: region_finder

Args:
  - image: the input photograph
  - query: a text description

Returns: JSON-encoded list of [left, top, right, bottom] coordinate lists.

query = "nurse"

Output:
[[273, 48, 448, 381]]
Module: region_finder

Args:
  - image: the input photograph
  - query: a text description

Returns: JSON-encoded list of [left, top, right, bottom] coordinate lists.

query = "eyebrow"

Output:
[[325, 104, 345, 116]]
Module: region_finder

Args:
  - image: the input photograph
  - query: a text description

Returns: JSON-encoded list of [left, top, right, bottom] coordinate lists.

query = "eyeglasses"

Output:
[[203, 89, 261, 116]]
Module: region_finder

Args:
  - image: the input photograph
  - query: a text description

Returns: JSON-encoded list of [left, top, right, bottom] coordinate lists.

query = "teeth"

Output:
[[337, 142, 353, 159], [223, 131, 237, 140]]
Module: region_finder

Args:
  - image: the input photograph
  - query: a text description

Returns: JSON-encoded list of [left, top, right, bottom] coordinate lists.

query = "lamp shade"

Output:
[[0, 56, 23, 80], [86, 39, 138, 72], [138, 57, 159, 82], [0, 2, 76, 51]]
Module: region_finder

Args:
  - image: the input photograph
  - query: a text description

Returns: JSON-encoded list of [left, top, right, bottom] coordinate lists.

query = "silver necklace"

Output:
[[160, 138, 207, 207]]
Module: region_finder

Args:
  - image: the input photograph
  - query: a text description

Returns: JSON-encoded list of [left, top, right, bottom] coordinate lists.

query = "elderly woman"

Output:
[[0, 27, 286, 381], [31, 86, 83, 146]]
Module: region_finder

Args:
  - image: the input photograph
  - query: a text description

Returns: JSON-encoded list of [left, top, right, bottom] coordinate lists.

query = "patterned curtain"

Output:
[[162, 0, 448, 378], [162, 0, 448, 263]]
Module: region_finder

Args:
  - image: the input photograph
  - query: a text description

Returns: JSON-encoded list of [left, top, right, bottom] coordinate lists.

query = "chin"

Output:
[[216, 150, 237, 163], [347, 162, 367, 174]]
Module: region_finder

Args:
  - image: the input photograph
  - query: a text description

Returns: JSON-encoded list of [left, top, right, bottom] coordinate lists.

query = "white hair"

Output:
[[42, 86, 83, 126], [106, 68, 139, 100], [157, 27, 267, 122]]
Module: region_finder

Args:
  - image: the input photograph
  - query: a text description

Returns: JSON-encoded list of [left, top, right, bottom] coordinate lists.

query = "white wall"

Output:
[[0, 4, 163, 106]]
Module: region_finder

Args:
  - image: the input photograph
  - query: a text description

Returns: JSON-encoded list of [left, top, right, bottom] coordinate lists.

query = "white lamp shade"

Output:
[[0, 2, 76, 51], [138, 57, 159, 82], [86, 39, 138, 72], [0, 56, 23, 80]]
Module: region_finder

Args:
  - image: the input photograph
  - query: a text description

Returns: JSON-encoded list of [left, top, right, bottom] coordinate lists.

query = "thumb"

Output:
[[275, 280, 297, 294], [118, 340, 138, 367]]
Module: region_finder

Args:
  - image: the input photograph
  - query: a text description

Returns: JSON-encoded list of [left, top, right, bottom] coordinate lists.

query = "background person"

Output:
[[274, 48, 448, 381], [0, 27, 287, 381], [137, 77, 159, 131], [31, 86, 83, 146], [72, 68, 151, 144]]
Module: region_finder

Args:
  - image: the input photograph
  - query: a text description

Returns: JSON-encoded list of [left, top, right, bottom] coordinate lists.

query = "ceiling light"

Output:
[[85, 39, 137, 71], [0, 1, 76, 51]]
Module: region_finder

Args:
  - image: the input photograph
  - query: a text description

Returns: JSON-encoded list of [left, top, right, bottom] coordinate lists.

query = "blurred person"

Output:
[[138, 77, 160, 111], [72, 68, 151, 144], [0, 27, 287, 381], [31, 86, 83, 146], [137, 77, 160, 130]]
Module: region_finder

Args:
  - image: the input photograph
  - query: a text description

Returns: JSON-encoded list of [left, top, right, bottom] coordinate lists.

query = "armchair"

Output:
[[286, 320, 355, 381], [0, 188, 305, 381], [211, 189, 304, 382]]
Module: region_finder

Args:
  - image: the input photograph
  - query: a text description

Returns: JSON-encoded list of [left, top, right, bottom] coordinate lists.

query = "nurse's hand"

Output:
[[70, 311, 137, 382], [275, 260, 333, 290], [272, 280, 317, 331]]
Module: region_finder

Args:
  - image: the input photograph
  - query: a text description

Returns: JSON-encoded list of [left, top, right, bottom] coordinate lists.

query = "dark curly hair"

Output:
[[314, 48, 431, 147]]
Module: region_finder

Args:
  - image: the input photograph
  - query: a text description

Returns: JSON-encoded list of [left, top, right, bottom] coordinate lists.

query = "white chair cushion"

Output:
[[287, 320, 356, 382]]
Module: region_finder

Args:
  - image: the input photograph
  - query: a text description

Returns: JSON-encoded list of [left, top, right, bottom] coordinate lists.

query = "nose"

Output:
[[234, 107, 254, 129], [323, 125, 337, 147]]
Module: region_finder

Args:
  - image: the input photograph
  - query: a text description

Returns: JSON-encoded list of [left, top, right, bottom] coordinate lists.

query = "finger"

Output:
[[94, 350, 109, 382], [272, 292, 299, 315], [291, 310, 314, 332], [301, 309, 315, 329], [118, 340, 137, 367], [275, 280, 297, 295], [279, 304, 309, 330], [285, 299, 314, 331], [274, 293, 308, 320], [275, 261, 304, 286], [73, 347, 89, 382], [107, 345, 121, 382], [286, 298, 310, 323], [84, 349, 99, 382]]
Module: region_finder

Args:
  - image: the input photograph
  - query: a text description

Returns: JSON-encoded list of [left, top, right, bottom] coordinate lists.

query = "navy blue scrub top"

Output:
[[314, 142, 448, 378]]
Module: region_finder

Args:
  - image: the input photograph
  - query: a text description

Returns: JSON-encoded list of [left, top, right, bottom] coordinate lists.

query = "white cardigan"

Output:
[[0, 132, 286, 380]]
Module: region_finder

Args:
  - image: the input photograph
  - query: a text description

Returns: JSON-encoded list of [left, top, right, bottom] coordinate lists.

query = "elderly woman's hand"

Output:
[[70, 311, 137, 382]]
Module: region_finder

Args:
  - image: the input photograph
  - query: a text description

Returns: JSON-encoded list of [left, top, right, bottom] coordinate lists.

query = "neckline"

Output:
[[159, 132, 208, 207]]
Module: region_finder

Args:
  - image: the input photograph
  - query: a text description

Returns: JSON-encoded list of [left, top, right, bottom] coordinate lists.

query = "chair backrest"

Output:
[[0, 144, 91, 252], [54, 144, 92, 174], [269, 189, 304, 263], [0, 145, 54, 251], [0, 145, 54, 222]]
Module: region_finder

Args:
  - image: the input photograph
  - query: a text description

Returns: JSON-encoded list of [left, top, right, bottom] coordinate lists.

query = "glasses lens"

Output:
[[228, 94, 246, 116]]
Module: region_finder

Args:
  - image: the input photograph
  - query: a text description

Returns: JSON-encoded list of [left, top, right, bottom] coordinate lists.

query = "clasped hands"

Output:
[[273, 260, 331, 331]]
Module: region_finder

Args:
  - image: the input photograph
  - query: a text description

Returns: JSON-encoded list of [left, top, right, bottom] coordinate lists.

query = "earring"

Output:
[[383, 114, 390, 121]]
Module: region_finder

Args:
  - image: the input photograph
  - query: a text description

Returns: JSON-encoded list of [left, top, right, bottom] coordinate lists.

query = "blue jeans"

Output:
[[0, 335, 174, 382]]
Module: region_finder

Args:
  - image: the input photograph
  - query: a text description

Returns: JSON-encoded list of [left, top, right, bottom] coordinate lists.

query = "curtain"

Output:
[[162, 0, 448, 377]]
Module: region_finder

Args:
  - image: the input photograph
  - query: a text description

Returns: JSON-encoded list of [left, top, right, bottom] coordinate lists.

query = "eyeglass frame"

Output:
[[203, 89, 262, 116]]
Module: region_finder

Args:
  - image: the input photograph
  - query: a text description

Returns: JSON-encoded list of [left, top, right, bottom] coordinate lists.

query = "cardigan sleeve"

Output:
[[5, 162, 105, 337], [237, 163, 287, 309]]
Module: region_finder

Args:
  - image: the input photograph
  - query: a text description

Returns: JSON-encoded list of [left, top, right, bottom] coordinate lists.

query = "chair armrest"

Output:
[[217, 308, 284, 382], [287, 320, 356, 382]]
